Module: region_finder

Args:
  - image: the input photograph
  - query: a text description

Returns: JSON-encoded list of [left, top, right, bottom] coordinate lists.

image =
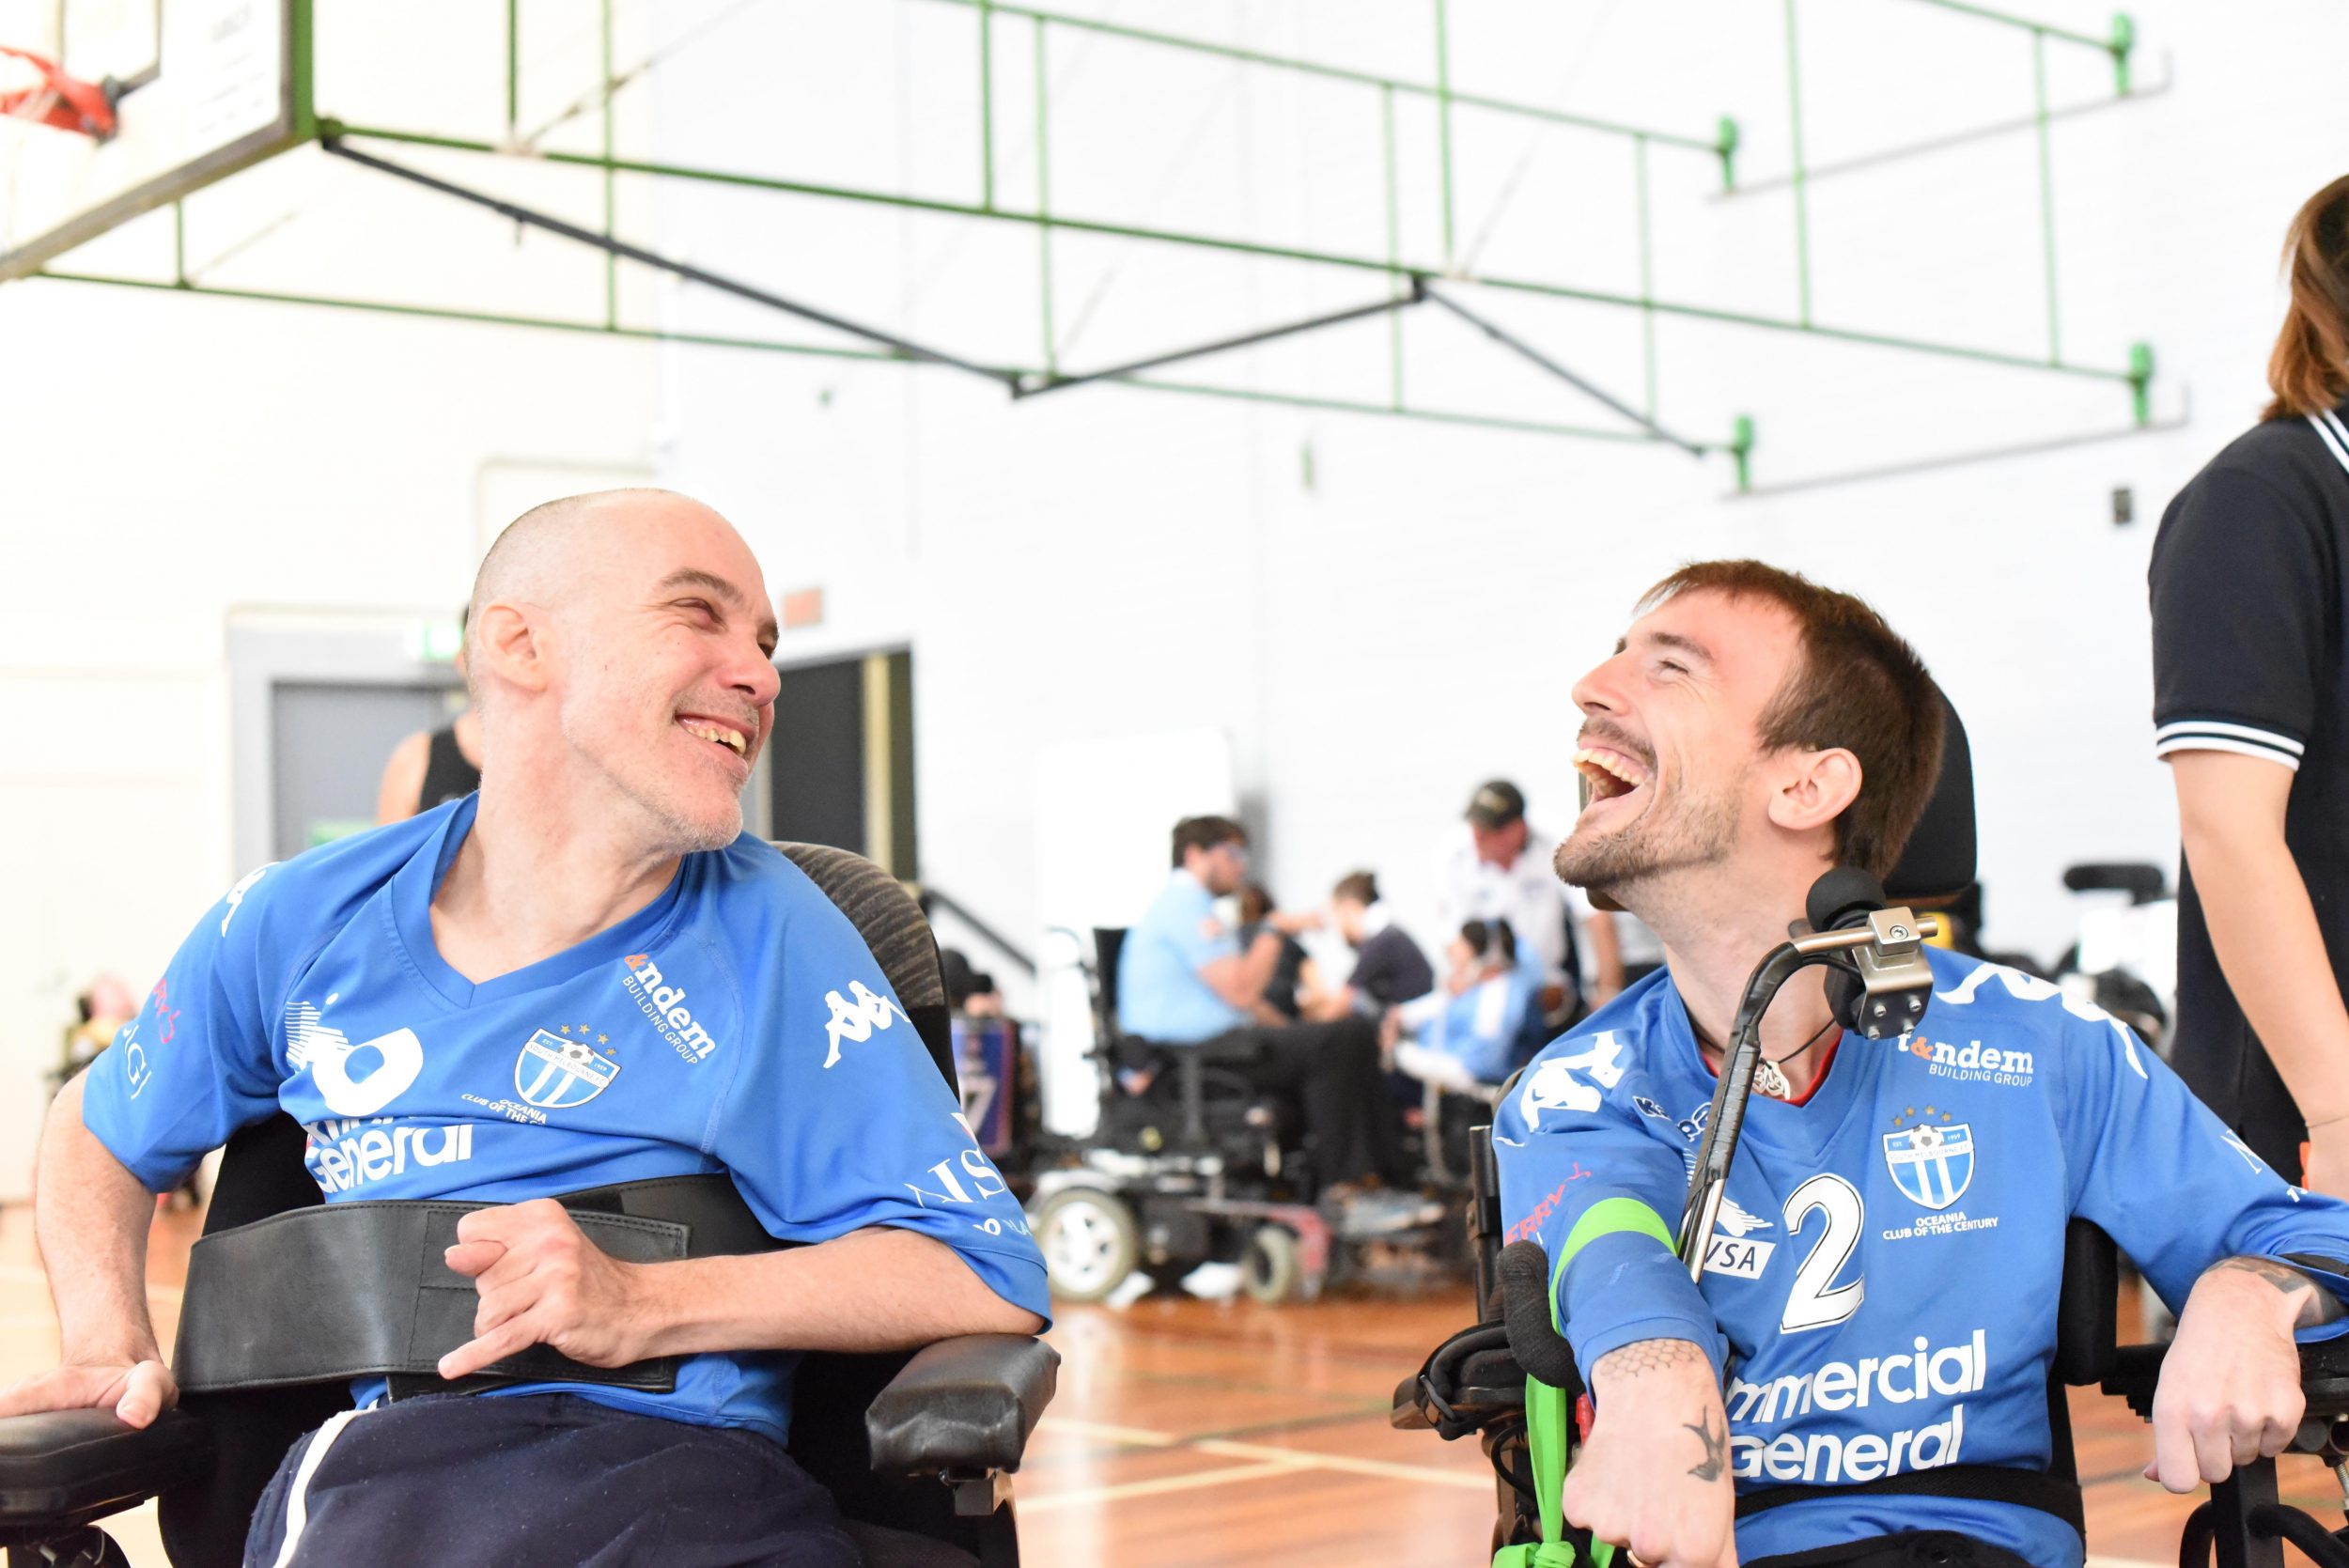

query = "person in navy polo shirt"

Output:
[[0, 489, 1048, 1568]]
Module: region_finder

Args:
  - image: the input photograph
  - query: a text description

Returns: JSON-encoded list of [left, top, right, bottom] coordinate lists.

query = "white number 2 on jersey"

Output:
[[1779, 1173, 1866, 1332]]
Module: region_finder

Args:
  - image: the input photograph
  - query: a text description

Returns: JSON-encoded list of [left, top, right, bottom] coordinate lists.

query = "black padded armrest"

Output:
[[866, 1335, 1058, 1476], [0, 1408, 211, 1522]]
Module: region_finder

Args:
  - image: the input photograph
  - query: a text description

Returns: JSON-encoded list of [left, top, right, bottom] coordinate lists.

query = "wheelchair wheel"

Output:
[[1034, 1188, 1141, 1302], [1241, 1223, 1302, 1304]]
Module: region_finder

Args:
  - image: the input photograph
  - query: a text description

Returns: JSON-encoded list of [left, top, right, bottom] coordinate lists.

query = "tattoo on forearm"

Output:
[[2214, 1256, 2347, 1327], [1592, 1339, 1707, 1381], [1684, 1409, 1727, 1482]]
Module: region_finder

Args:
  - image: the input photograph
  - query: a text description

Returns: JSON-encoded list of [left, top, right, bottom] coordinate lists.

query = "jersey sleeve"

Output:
[[1493, 1030, 1727, 1380], [712, 895, 1050, 1327], [2055, 1003, 2349, 1339], [80, 865, 286, 1192], [2150, 463, 2329, 770]]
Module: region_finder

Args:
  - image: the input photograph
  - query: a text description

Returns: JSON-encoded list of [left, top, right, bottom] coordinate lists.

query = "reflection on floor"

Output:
[[0, 1203, 2337, 1566]]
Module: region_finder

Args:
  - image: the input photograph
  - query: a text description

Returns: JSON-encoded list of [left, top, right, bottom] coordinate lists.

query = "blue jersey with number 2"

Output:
[[1494, 950, 2349, 1567], [82, 798, 1049, 1442]]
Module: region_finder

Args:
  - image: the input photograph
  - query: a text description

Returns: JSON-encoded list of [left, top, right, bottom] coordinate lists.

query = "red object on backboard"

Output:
[[0, 45, 117, 140]]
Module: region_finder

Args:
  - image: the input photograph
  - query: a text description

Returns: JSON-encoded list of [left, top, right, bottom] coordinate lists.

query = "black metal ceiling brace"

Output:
[[1420, 283, 1708, 457], [319, 135, 1021, 390], [1012, 277, 1429, 397]]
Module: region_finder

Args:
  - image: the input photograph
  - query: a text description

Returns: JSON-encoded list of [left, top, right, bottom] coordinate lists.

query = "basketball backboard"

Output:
[[0, 0, 306, 281]]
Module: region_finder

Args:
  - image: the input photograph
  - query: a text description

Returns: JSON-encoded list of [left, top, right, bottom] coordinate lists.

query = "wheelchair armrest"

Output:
[[2102, 1333, 2349, 1437], [865, 1334, 1059, 1478], [0, 1408, 210, 1528]]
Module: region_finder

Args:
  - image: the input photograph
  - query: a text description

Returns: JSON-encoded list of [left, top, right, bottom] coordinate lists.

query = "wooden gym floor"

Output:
[[0, 1203, 2336, 1566]]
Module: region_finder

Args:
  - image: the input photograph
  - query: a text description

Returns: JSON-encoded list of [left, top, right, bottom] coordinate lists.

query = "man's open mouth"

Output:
[[677, 716, 751, 762], [1574, 744, 1652, 813]]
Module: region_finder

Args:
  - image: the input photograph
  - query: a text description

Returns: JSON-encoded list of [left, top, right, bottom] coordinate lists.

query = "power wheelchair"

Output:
[[0, 844, 1059, 1568], [1392, 698, 2349, 1568], [1027, 926, 1338, 1305]]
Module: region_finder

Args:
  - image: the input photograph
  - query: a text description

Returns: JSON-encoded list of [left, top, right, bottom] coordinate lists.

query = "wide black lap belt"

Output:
[[172, 1173, 788, 1400]]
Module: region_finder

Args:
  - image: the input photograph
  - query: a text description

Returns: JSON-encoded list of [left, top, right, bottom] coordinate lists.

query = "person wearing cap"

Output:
[[1439, 780, 1576, 1012]]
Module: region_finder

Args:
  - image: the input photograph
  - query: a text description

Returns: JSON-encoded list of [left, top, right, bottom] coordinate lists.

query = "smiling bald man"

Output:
[[4, 490, 1048, 1567]]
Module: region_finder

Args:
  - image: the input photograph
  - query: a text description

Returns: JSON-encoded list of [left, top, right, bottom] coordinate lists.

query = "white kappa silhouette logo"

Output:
[[822, 982, 910, 1069]]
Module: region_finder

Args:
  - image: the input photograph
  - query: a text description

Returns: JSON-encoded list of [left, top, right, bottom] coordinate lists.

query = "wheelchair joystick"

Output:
[[1676, 871, 1942, 1283]]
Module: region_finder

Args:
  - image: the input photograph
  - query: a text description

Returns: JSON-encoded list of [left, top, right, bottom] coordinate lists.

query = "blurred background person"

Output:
[[1390, 919, 1542, 1094], [1236, 880, 1321, 1023], [1304, 870, 1436, 1022], [2154, 172, 2349, 1193], [376, 608, 480, 822], [1439, 779, 1578, 1018]]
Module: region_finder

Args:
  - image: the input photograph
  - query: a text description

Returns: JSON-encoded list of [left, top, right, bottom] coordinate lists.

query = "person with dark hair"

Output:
[[1496, 560, 2349, 1567], [1306, 870, 1435, 1021], [2153, 173, 2349, 1196], [1117, 817, 1430, 1234], [1235, 882, 1317, 1022], [378, 606, 483, 822], [1391, 918, 1539, 1092], [1439, 780, 1576, 1010]]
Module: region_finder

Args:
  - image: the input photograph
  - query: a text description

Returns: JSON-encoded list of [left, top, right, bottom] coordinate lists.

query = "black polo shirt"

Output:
[[2151, 402, 2349, 1170], [1351, 924, 1435, 1009]]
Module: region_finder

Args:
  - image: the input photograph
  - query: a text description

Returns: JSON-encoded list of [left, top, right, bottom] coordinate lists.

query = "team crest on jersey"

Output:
[[1883, 1121, 1975, 1210], [515, 1027, 621, 1110]]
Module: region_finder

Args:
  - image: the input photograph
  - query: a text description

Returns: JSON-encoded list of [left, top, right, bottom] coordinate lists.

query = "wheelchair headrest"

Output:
[[1881, 686, 1975, 909]]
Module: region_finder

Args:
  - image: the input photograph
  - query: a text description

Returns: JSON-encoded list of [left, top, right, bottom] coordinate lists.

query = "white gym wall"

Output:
[[1, 0, 2341, 1196]]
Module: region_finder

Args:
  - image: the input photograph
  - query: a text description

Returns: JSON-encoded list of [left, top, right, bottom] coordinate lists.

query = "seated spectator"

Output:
[[1236, 882, 1319, 1022], [1392, 919, 1541, 1093], [1118, 815, 1432, 1234], [1305, 871, 1435, 1021]]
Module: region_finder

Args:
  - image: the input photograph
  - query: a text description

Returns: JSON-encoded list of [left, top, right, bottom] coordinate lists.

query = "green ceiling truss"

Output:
[[29, 0, 2158, 489]]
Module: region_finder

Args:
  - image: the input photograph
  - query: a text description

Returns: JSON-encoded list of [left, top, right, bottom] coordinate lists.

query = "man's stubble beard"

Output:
[[1552, 778, 1743, 912]]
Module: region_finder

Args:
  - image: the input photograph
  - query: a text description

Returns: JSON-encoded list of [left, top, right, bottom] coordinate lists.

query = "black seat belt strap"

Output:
[[173, 1173, 788, 1399], [1736, 1464, 2084, 1535]]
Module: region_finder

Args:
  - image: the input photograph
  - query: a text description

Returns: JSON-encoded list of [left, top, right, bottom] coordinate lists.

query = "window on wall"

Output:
[[769, 649, 917, 878]]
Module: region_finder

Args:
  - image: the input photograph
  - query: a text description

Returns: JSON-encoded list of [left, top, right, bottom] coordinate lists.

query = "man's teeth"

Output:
[[680, 720, 747, 757], [1573, 746, 1648, 788]]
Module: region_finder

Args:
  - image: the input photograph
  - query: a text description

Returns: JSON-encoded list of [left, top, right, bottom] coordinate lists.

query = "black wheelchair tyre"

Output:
[[1032, 1188, 1141, 1303]]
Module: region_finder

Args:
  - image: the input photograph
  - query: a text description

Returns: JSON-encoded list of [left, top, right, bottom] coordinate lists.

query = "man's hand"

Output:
[[1562, 1339, 1736, 1568], [0, 1358, 177, 1429], [437, 1200, 658, 1382], [2147, 1257, 2335, 1491]]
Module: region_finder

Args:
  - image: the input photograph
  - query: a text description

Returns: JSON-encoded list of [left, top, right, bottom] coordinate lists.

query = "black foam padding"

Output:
[[0, 1408, 210, 1523], [2052, 1219, 2117, 1387], [1497, 1241, 1581, 1390], [1885, 688, 1976, 907], [1807, 867, 1890, 934], [865, 1336, 1061, 1475]]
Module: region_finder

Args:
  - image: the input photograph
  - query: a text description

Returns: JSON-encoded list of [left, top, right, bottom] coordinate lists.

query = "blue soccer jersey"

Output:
[[1495, 949, 2349, 1567], [82, 798, 1050, 1443]]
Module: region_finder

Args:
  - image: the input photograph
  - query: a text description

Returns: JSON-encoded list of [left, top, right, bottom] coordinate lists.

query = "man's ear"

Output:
[[470, 602, 550, 695], [1766, 747, 1862, 835]]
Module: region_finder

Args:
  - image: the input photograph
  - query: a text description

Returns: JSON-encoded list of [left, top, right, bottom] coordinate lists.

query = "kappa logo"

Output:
[[219, 863, 273, 938], [515, 1028, 621, 1110], [285, 999, 425, 1118], [620, 953, 722, 1063], [824, 981, 910, 1069], [1884, 1121, 1976, 1211]]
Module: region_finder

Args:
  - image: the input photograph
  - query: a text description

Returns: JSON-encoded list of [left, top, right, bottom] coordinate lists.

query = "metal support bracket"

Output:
[[1420, 284, 1709, 457], [318, 131, 1020, 392], [1013, 279, 1429, 398]]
